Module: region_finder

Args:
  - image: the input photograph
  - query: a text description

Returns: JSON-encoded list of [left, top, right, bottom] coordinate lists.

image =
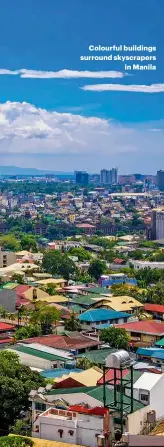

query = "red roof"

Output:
[[144, 303, 164, 314], [15, 285, 30, 297], [0, 323, 15, 331], [113, 258, 124, 264], [68, 405, 108, 416], [117, 320, 164, 335], [0, 338, 13, 344], [97, 368, 129, 385], [22, 334, 100, 350]]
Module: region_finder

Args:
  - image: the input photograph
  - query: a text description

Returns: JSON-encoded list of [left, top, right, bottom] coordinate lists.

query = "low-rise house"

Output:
[[131, 260, 164, 270], [144, 304, 164, 321], [92, 296, 143, 314], [7, 344, 72, 370], [98, 273, 137, 288], [78, 309, 131, 330], [130, 371, 164, 418], [53, 368, 102, 389], [117, 321, 164, 345], [30, 384, 144, 437], [32, 406, 110, 447], [21, 333, 100, 354]]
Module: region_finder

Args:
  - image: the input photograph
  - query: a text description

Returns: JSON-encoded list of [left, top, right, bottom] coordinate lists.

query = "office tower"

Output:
[[100, 168, 118, 185], [151, 209, 164, 240], [110, 167, 118, 184], [157, 170, 164, 191], [75, 171, 89, 185], [100, 169, 110, 185]]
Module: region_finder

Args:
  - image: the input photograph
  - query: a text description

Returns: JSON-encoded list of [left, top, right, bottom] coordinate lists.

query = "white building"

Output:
[[151, 209, 164, 240], [131, 260, 164, 270], [32, 407, 108, 447], [131, 372, 164, 419]]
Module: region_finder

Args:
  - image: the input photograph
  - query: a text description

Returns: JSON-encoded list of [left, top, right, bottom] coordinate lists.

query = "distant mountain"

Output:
[[0, 166, 74, 176]]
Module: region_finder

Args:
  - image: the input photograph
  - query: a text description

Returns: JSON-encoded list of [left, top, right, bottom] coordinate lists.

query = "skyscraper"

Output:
[[100, 168, 118, 185], [100, 169, 110, 185], [75, 171, 89, 185], [151, 209, 164, 240], [157, 170, 164, 191], [110, 168, 118, 184]]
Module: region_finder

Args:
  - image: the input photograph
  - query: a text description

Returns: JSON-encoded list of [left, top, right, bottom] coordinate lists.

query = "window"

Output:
[[35, 402, 46, 412], [140, 394, 149, 403], [58, 429, 63, 438]]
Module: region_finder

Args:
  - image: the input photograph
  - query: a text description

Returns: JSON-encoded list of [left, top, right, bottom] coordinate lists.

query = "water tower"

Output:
[[103, 350, 134, 435]]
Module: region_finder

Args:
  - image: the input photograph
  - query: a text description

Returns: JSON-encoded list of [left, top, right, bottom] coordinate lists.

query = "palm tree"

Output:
[[64, 312, 81, 331]]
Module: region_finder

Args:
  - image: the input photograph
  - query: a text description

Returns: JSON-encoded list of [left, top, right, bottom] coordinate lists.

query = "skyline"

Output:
[[0, 0, 163, 172]]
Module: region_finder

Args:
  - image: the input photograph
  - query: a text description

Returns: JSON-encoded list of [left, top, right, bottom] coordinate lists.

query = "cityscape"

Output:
[[0, 0, 164, 446]]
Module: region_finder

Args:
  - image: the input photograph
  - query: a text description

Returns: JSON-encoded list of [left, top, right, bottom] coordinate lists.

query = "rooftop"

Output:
[[117, 320, 164, 335], [144, 303, 164, 314], [22, 334, 100, 350], [133, 371, 163, 391], [78, 309, 130, 322], [9, 345, 69, 362]]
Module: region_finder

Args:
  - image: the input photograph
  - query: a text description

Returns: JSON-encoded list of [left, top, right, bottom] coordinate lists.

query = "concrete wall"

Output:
[[126, 405, 152, 435], [37, 411, 104, 447]]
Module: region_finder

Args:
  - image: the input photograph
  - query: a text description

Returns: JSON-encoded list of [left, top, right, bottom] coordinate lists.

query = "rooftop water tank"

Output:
[[105, 350, 131, 369]]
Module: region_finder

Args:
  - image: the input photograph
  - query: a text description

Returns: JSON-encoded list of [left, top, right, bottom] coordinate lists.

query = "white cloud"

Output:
[[0, 68, 125, 79], [0, 69, 19, 75], [82, 83, 164, 93], [20, 69, 126, 79], [0, 102, 163, 171]]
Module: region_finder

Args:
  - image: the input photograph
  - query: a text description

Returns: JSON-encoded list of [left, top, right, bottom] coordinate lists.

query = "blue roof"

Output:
[[137, 347, 162, 357], [151, 351, 164, 360], [41, 368, 83, 378], [78, 309, 130, 322]]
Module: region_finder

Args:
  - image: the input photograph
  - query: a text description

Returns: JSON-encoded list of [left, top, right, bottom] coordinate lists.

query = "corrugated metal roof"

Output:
[[25, 343, 72, 359], [9, 345, 68, 361], [79, 309, 130, 322]]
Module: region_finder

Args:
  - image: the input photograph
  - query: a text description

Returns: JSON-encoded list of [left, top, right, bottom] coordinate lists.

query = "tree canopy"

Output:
[[88, 259, 106, 280], [0, 351, 45, 432], [100, 326, 129, 350], [42, 250, 76, 280]]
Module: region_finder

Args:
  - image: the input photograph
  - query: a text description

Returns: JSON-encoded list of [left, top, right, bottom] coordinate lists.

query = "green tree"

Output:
[[0, 235, 20, 251], [76, 357, 92, 370], [68, 247, 91, 261], [0, 437, 33, 447], [88, 259, 106, 280], [64, 312, 81, 331], [46, 283, 57, 296], [20, 235, 37, 252], [10, 419, 31, 437], [14, 325, 41, 342], [0, 351, 45, 432], [42, 250, 76, 280], [29, 304, 60, 335], [100, 326, 129, 350]]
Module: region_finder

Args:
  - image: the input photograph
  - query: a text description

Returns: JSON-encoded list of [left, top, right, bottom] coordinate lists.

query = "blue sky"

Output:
[[0, 0, 163, 173]]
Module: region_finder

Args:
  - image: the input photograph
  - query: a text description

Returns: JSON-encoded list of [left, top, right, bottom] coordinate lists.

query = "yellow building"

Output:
[[92, 295, 143, 314]]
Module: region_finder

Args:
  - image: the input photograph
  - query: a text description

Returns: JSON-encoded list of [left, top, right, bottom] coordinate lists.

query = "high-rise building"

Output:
[[75, 171, 89, 185], [100, 168, 118, 185], [151, 209, 164, 240], [157, 170, 164, 191], [100, 169, 110, 185], [110, 168, 118, 184]]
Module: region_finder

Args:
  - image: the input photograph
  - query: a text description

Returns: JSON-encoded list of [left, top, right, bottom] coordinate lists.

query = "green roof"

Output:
[[77, 348, 115, 364], [71, 304, 84, 313], [84, 287, 111, 295], [72, 295, 94, 306], [155, 338, 164, 347], [10, 345, 67, 362], [3, 282, 18, 290], [124, 369, 143, 384], [46, 385, 144, 413]]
